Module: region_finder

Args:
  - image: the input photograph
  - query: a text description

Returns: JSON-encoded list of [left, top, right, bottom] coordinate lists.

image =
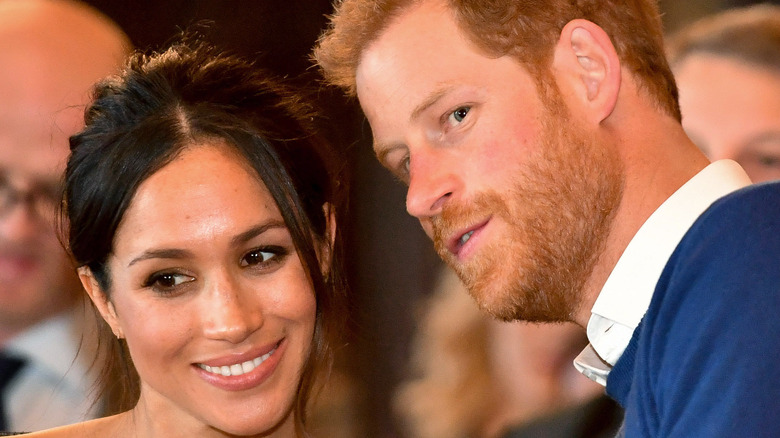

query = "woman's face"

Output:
[[83, 143, 317, 436]]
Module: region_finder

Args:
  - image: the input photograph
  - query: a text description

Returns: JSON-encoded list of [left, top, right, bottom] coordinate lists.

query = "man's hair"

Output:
[[313, 0, 681, 120], [667, 4, 780, 73]]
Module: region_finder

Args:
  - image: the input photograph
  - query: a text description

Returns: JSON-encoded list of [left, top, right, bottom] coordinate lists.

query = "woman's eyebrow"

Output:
[[126, 220, 288, 268], [230, 220, 287, 247], [128, 248, 192, 267]]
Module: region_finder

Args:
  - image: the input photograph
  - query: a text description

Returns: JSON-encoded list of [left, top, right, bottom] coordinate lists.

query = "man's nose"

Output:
[[405, 148, 462, 221], [0, 201, 44, 241]]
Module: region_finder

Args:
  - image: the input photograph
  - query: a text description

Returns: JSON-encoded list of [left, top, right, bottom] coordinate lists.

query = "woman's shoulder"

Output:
[[19, 414, 129, 438]]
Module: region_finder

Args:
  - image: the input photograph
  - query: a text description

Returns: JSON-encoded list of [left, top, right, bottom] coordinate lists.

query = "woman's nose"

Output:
[[201, 274, 264, 344]]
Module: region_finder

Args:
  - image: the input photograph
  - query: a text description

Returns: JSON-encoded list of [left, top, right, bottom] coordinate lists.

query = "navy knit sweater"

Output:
[[606, 182, 780, 437]]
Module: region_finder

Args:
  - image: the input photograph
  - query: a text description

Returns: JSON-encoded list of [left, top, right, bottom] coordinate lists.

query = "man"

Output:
[[314, 0, 780, 436], [0, 0, 129, 431], [668, 4, 780, 183]]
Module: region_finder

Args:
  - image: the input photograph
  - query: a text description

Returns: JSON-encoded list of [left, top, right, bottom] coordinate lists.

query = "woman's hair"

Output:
[[314, 0, 680, 120], [63, 40, 348, 434], [666, 4, 780, 73]]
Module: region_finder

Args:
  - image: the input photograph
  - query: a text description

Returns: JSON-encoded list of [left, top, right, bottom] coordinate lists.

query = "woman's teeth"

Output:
[[198, 348, 276, 377]]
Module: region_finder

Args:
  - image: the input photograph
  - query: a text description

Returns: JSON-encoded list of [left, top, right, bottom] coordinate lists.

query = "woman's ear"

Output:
[[318, 202, 338, 279], [552, 19, 621, 124], [78, 266, 124, 339]]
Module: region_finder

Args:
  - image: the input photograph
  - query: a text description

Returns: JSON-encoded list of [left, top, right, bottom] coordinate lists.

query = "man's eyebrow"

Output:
[[374, 85, 455, 163], [373, 139, 398, 165], [410, 85, 453, 122]]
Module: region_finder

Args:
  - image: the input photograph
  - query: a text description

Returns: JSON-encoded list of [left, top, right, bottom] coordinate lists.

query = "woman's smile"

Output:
[[195, 339, 287, 391]]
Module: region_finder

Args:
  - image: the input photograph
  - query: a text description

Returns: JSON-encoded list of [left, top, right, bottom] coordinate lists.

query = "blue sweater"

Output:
[[606, 182, 780, 437]]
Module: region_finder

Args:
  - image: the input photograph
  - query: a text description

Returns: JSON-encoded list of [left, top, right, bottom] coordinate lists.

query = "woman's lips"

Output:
[[194, 339, 285, 392], [198, 346, 277, 377]]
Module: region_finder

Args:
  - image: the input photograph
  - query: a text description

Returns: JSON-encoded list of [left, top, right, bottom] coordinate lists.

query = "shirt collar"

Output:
[[574, 160, 751, 384], [5, 303, 98, 391]]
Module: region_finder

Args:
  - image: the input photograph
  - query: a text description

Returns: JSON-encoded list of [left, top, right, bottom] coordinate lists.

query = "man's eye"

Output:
[[390, 155, 411, 184], [446, 106, 470, 126]]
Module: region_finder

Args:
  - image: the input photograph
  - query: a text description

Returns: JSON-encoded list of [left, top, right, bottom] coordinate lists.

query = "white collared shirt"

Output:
[[4, 304, 103, 431], [574, 160, 752, 385]]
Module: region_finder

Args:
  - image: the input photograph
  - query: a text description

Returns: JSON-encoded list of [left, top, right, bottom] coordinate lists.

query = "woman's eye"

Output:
[[241, 247, 286, 267], [446, 106, 470, 127], [144, 272, 195, 293]]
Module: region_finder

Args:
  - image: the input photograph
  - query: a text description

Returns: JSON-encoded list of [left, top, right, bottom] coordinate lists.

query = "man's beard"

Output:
[[431, 112, 624, 323]]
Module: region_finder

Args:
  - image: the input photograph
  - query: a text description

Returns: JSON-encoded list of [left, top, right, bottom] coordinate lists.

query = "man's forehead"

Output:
[[362, 1, 454, 53], [355, 2, 468, 98], [355, 0, 489, 160], [0, 119, 71, 182]]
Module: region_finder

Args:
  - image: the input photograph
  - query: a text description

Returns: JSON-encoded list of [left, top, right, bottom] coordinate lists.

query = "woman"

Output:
[[27, 41, 347, 437]]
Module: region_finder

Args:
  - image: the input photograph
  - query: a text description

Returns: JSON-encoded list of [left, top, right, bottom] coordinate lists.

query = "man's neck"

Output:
[[573, 111, 710, 326]]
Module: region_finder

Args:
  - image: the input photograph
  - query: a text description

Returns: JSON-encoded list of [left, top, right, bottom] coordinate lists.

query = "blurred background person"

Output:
[[395, 268, 621, 438], [668, 3, 780, 183], [0, 0, 129, 431]]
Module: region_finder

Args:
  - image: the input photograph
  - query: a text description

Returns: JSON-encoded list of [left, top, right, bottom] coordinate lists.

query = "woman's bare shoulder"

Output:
[[20, 413, 129, 438]]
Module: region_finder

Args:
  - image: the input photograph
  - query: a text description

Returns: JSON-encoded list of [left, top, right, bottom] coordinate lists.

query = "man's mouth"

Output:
[[458, 230, 475, 247], [446, 218, 490, 259], [0, 253, 39, 281]]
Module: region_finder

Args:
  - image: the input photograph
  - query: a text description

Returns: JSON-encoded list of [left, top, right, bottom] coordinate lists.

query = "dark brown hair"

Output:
[[64, 40, 348, 435]]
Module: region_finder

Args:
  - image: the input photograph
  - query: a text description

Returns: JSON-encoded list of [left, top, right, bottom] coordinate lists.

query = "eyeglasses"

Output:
[[0, 174, 62, 223]]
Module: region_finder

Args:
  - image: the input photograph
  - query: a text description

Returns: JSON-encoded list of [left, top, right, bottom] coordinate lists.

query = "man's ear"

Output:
[[78, 266, 124, 339], [552, 19, 621, 123]]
